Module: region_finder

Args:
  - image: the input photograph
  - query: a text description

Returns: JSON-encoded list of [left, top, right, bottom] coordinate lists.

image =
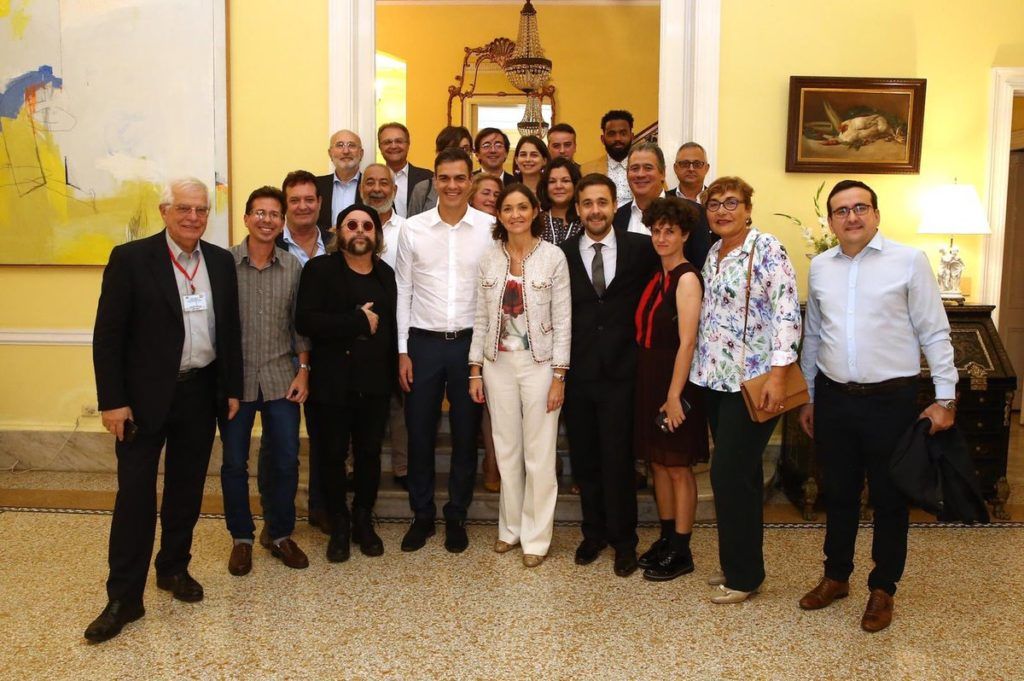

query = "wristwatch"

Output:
[[553, 373, 567, 383], [936, 399, 957, 410], [299, 363, 312, 372]]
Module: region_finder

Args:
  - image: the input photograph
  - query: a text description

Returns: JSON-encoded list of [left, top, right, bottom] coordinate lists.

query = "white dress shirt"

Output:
[[380, 211, 407, 269], [393, 164, 409, 217], [800, 230, 957, 401], [579, 228, 618, 288], [607, 157, 632, 207], [165, 231, 216, 371], [331, 173, 360, 226], [626, 192, 666, 235], [280, 224, 327, 266], [395, 205, 495, 353]]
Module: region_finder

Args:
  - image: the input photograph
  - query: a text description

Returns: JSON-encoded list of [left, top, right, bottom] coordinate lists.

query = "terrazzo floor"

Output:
[[1, 509, 1023, 680]]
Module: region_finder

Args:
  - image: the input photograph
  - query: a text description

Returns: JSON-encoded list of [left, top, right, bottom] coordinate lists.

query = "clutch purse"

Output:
[[737, 235, 809, 423], [740, 365, 809, 423]]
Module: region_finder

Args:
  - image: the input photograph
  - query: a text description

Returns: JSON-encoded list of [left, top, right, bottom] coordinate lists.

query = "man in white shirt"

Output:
[[579, 110, 635, 207], [315, 129, 363, 229], [359, 163, 410, 489], [377, 121, 433, 218], [395, 148, 495, 553], [797, 180, 957, 633], [669, 142, 710, 203]]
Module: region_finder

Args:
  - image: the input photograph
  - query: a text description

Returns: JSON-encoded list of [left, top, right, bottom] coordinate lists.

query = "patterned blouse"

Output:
[[499, 274, 531, 351], [540, 212, 582, 245], [691, 228, 801, 393]]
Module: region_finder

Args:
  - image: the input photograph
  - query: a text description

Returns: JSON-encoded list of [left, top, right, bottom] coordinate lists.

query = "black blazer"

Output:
[[315, 171, 362, 230], [295, 252, 398, 405], [612, 197, 718, 270], [405, 163, 433, 209], [92, 231, 242, 430], [561, 229, 659, 382]]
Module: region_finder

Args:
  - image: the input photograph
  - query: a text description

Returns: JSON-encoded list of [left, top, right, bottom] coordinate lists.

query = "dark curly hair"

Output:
[[491, 183, 543, 242], [641, 196, 700, 234]]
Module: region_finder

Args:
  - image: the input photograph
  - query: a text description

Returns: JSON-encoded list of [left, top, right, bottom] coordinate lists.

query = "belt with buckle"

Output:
[[409, 327, 473, 341], [177, 364, 212, 382], [819, 374, 917, 396]]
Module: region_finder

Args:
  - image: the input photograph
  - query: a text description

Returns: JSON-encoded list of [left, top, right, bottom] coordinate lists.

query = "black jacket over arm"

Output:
[[92, 231, 242, 430], [612, 197, 718, 270], [295, 252, 398, 405], [561, 229, 659, 382]]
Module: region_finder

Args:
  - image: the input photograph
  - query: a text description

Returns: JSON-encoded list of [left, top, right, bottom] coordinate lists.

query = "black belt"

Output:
[[819, 373, 917, 396], [409, 327, 473, 341], [177, 365, 213, 382]]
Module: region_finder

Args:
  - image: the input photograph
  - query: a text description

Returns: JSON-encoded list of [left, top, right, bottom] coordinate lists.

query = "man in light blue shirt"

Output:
[[797, 180, 957, 633]]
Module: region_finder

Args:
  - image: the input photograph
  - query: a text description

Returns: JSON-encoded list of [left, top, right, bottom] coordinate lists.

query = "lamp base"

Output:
[[941, 291, 966, 305]]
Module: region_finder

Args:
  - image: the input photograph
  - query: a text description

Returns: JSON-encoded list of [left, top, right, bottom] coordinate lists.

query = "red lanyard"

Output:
[[168, 245, 201, 294]]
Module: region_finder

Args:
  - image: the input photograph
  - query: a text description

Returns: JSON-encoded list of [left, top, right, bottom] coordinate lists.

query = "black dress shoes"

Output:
[[352, 507, 384, 557], [637, 537, 669, 570], [642, 549, 695, 581], [613, 550, 638, 577], [574, 538, 608, 565], [444, 519, 469, 553], [327, 528, 351, 563], [84, 600, 145, 643], [156, 572, 204, 602], [401, 518, 436, 552]]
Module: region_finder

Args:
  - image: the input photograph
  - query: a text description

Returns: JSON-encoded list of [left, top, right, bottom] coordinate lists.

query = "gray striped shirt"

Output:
[[231, 239, 311, 402]]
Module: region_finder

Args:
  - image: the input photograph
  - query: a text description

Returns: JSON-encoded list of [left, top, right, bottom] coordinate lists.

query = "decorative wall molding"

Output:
[[982, 67, 1024, 324], [0, 329, 93, 346], [328, 0, 377, 149]]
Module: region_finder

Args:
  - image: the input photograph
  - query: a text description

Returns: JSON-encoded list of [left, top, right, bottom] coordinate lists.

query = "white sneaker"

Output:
[[710, 583, 760, 604]]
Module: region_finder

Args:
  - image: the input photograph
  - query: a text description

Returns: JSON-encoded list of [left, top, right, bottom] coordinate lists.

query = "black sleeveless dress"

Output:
[[633, 262, 710, 466]]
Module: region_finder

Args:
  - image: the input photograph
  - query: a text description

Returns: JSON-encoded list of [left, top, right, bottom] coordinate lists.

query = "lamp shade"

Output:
[[917, 184, 991, 235]]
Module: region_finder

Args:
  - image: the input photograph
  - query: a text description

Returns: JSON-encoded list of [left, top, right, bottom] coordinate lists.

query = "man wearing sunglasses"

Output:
[[797, 179, 957, 632], [296, 204, 397, 562]]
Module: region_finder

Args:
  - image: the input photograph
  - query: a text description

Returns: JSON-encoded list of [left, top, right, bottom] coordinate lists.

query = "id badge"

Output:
[[182, 293, 208, 312]]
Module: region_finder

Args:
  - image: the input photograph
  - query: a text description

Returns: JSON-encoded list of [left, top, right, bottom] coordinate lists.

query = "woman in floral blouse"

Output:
[[691, 176, 802, 604]]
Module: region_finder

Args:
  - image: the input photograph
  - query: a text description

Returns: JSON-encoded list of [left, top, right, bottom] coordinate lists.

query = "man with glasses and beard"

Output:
[[316, 129, 364, 229], [295, 204, 397, 561], [580, 110, 636, 207]]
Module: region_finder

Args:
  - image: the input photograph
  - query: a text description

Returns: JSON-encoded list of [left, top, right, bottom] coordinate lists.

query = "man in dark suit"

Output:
[[612, 142, 718, 270], [316, 129, 364, 229], [85, 177, 242, 643], [378, 121, 432, 218], [561, 173, 659, 577], [473, 127, 516, 186], [668, 141, 710, 204]]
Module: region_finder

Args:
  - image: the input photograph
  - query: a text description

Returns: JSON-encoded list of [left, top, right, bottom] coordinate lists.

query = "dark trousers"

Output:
[[219, 392, 299, 541], [405, 333, 482, 521], [706, 388, 777, 593], [814, 374, 918, 595], [309, 395, 389, 524], [259, 398, 321, 513], [106, 367, 217, 604], [564, 377, 638, 552]]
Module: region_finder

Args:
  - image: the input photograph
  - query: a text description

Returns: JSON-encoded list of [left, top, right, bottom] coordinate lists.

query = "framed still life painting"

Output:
[[785, 76, 926, 174]]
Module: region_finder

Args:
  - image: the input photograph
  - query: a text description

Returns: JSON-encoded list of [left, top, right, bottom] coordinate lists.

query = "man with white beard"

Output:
[[316, 129, 364, 229]]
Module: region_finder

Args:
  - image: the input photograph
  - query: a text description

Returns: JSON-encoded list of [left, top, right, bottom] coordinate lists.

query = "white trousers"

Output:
[[482, 350, 560, 555]]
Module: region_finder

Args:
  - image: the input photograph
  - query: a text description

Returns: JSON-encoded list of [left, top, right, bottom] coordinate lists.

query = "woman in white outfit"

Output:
[[468, 183, 571, 567]]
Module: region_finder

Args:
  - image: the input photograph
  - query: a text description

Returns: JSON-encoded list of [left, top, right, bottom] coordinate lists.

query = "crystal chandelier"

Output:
[[504, 0, 552, 138]]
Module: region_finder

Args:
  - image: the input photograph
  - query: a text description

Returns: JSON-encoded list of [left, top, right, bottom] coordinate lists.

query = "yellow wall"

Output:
[[376, 3, 661, 168], [718, 0, 1024, 292], [2, 0, 1024, 430]]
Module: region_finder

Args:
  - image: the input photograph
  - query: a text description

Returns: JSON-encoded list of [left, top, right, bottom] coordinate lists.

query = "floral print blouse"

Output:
[[691, 228, 801, 393]]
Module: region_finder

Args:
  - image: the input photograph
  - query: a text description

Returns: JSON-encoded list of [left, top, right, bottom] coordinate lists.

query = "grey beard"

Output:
[[366, 196, 394, 214]]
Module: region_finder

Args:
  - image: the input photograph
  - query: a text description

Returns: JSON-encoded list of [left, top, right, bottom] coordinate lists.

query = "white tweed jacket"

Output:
[[468, 239, 571, 369]]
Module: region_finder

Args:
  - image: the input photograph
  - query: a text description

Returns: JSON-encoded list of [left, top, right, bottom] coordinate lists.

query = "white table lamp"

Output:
[[917, 184, 991, 303]]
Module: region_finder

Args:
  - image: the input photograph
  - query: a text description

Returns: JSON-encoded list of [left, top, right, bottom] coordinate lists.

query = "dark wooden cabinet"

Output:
[[779, 304, 1016, 520]]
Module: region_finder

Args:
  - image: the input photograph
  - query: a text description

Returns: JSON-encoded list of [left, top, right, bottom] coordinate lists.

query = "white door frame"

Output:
[[328, 0, 721, 168], [982, 67, 1024, 325]]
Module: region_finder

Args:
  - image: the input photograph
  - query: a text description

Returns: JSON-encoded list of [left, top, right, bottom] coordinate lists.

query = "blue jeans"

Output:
[[220, 393, 300, 541], [259, 400, 321, 512]]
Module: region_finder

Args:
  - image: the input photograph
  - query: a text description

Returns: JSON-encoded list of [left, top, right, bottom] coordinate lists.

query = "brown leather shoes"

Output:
[[270, 537, 309, 569], [259, 525, 272, 549], [799, 576, 850, 610], [228, 543, 252, 576], [861, 588, 894, 632]]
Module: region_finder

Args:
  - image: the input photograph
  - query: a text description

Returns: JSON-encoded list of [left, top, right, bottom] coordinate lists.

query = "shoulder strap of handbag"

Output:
[[739, 235, 759, 368]]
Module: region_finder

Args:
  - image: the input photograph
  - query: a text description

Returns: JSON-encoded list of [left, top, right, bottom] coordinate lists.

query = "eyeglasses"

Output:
[[251, 209, 283, 221], [332, 141, 361, 150], [480, 141, 506, 151], [173, 205, 211, 217], [706, 198, 742, 212], [342, 220, 375, 232], [830, 203, 873, 219], [675, 160, 707, 170]]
